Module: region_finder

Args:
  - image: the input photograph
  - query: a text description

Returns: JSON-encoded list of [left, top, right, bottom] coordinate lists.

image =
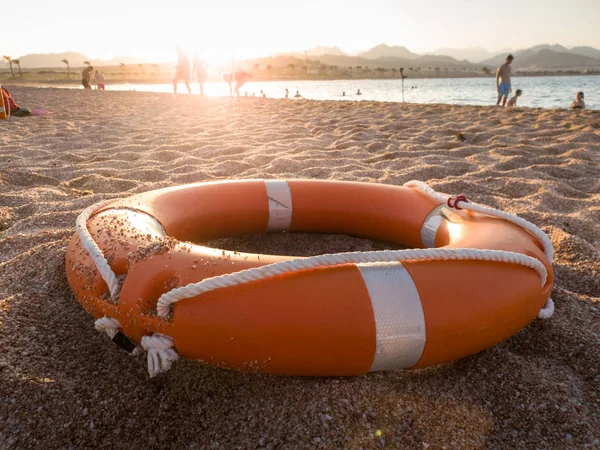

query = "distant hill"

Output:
[[571, 46, 600, 60], [14, 52, 91, 69], [7, 51, 160, 68], [357, 44, 419, 60], [305, 46, 347, 57], [430, 47, 498, 63], [482, 45, 600, 70]]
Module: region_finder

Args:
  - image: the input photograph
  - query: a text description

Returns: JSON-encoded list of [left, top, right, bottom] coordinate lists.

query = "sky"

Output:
[[2, 0, 600, 64]]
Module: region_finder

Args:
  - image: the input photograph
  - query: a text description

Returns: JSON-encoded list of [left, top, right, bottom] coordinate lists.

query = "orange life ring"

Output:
[[66, 179, 554, 376]]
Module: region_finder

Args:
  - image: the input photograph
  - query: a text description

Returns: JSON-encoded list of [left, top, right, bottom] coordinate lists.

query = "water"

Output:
[[94, 75, 600, 109]]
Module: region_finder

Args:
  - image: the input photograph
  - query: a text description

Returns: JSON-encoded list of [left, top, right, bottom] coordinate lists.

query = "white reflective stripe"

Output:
[[265, 180, 292, 232], [95, 208, 167, 236], [357, 262, 426, 371], [420, 204, 447, 248]]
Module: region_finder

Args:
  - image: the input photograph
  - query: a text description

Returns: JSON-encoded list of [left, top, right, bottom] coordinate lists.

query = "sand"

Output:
[[1, 86, 599, 449]]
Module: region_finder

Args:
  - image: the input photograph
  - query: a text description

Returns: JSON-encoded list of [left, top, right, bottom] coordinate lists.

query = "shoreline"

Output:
[[1, 83, 596, 111], [2, 71, 599, 87]]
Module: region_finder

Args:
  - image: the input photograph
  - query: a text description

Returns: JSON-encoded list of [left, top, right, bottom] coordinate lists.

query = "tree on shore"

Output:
[[84, 61, 90, 67], [152, 64, 160, 76], [119, 63, 126, 79], [61, 59, 70, 79], [482, 66, 491, 76], [13, 59, 22, 77], [138, 64, 144, 74], [3, 56, 15, 78]]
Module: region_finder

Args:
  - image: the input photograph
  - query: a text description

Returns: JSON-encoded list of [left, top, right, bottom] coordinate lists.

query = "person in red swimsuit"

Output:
[[222, 71, 251, 96]]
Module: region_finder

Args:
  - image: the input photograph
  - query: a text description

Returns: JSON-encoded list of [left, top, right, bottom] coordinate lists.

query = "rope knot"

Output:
[[447, 194, 468, 210], [141, 333, 179, 377]]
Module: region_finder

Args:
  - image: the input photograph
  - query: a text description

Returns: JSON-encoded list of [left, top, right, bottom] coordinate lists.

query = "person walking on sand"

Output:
[[570, 92, 585, 109], [193, 54, 208, 96], [506, 89, 522, 108], [173, 46, 191, 95], [223, 71, 251, 96], [496, 54, 513, 106], [94, 70, 106, 90], [82, 66, 94, 89]]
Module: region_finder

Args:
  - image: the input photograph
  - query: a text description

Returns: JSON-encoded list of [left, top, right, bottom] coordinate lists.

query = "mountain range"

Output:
[[4, 43, 600, 72], [2, 52, 152, 69]]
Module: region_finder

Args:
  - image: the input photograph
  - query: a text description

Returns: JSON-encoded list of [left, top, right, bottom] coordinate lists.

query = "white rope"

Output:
[[156, 180, 555, 320], [76, 199, 120, 299], [94, 315, 121, 339], [403, 180, 554, 262], [537, 297, 555, 319], [157, 248, 548, 318], [403, 180, 555, 320], [141, 334, 179, 378]]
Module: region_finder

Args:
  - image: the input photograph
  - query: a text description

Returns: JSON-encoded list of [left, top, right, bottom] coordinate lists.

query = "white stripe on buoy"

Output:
[[420, 204, 448, 248], [357, 262, 426, 371], [265, 180, 292, 232]]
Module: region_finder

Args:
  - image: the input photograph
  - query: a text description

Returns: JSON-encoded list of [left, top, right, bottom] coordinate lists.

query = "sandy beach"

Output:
[[1, 86, 599, 449]]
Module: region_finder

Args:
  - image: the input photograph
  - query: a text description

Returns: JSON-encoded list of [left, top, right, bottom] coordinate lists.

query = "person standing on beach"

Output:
[[173, 46, 191, 95], [193, 54, 208, 96], [94, 70, 106, 90], [82, 66, 94, 89], [223, 71, 251, 96], [496, 54, 513, 106]]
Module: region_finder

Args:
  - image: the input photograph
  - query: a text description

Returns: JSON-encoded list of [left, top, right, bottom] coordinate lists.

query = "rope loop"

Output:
[[141, 334, 179, 378], [447, 194, 468, 210]]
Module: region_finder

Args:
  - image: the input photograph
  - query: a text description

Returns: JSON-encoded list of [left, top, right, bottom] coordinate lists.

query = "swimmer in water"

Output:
[[356, 89, 362, 95], [342, 91, 346, 96], [570, 92, 585, 110], [506, 89, 522, 108], [294, 90, 303, 99]]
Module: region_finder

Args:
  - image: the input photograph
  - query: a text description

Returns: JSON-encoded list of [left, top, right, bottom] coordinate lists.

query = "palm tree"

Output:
[[152, 64, 160, 76], [482, 66, 491, 76], [119, 63, 126, 79], [444, 68, 449, 77], [84, 61, 91, 67], [138, 64, 144, 74], [392, 68, 398, 78], [3, 56, 15, 78], [61, 59, 70, 79], [434, 67, 440, 77], [253, 63, 260, 70], [287, 63, 295, 70], [13, 59, 22, 77]]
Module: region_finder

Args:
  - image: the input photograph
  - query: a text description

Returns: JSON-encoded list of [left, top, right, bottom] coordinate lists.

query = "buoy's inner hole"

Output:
[[203, 232, 405, 257]]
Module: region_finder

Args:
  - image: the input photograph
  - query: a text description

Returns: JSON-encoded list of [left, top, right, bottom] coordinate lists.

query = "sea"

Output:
[[77, 75, 600, 109]]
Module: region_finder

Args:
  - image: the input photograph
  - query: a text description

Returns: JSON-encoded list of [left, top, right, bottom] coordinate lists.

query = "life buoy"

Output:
[[66, 179, 554, 377]]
